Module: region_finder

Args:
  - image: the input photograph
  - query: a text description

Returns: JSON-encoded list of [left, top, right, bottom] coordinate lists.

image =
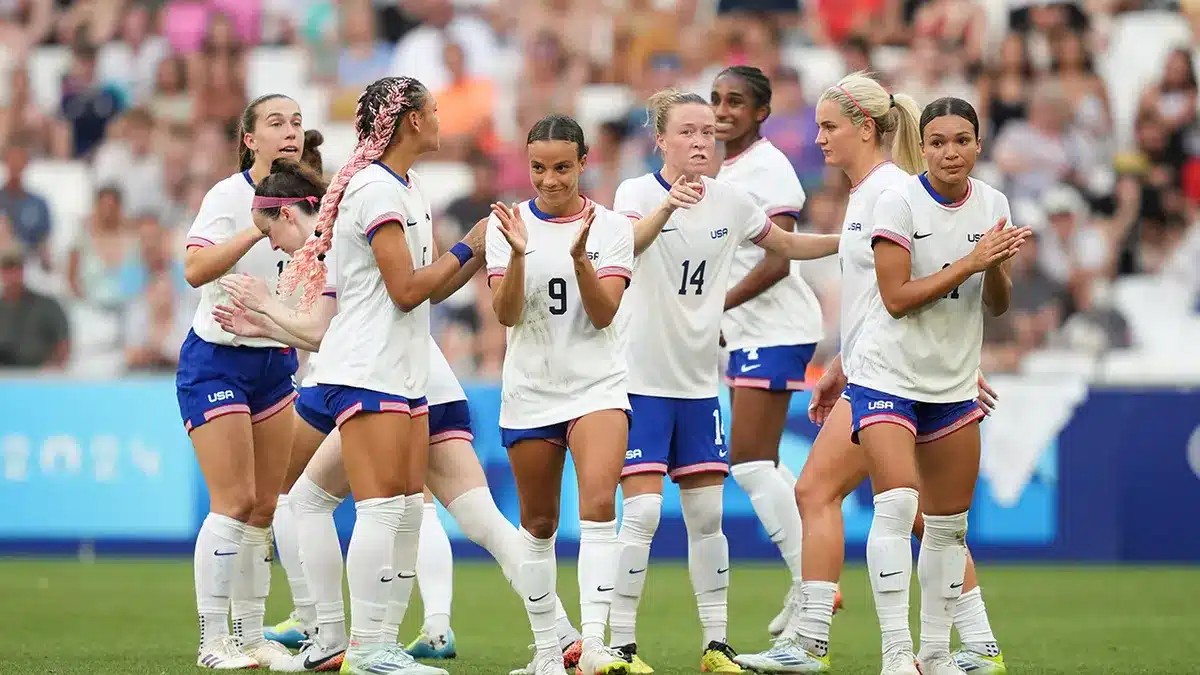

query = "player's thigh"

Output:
[[568, 408, 629, 520], [283, 414, 329, 494], [404, 406, 431, 495], [795, 396, 868, 512], [249, 402, 297, 521], [426, 438, 487, 506], [340, 412, 412, 500], [508, 437, 567, 537], [847, 384, 919, 493], [304, 429, 349, 499], [914, 402, 983, 515], [728, 386, 792, 465], [189, 412, 256, 518]]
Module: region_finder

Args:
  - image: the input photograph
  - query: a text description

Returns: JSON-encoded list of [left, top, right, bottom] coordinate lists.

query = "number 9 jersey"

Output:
[[614, 172, 771, 399], [485, 198, 634, 430]]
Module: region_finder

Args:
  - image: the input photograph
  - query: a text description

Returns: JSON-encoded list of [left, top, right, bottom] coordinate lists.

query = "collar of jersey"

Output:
[[919, 172, 971, 208], [528, 196, 590, 223], [372, 160, 411, 188]]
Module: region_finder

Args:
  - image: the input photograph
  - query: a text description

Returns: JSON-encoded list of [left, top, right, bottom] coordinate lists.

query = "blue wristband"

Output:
[[450, 241, 473, 267]]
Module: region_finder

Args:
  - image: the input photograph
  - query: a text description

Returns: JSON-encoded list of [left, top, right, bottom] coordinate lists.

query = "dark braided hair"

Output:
[[279, 76, 430, 308], [527, 114, 589, 158]]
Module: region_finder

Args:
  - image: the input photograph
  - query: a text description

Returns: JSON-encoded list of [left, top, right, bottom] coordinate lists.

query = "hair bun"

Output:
[[304, 129, 324, 149]]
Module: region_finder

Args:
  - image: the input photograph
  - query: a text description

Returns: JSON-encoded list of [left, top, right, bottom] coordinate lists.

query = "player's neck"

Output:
[[379, 144, 420, 183], [534, 193, 585, 218], [845, 150, 889, 188], [924, 172, 969, 203], [722, 133, 760, 162], [659, 164, 701, 185], [247, 161, 271, 186]]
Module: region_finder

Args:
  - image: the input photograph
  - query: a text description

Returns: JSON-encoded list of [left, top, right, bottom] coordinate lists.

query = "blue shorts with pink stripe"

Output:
[[318, 384, 429, 428], [846, 383, 983, 445], [175, 329, 298, 432], [623, 394, 729, 481]]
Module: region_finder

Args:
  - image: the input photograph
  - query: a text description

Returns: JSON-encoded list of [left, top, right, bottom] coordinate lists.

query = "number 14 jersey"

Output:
[[614, 172, 771, 399], [485, 197, 634, 429]]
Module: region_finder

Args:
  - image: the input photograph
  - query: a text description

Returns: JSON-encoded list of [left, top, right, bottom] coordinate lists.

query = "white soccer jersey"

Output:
[[298, 239, 339, 389], [186, 170, 291, 348], [615, 172, 771, 399], [848, 175, 1013, 403], [718, 139, 823, 350], [312, 162, 434, 399], [837, 162, 911, 376], [486, 198, 633, 429]]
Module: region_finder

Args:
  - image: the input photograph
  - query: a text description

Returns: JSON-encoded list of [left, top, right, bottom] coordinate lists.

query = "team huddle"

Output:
[[176, 65, 1026, 675]]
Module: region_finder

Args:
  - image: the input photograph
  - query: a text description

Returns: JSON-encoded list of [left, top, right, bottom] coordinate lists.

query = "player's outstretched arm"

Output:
[[184, 227, 266, 287], [755, 224, 841, 261], [373, 218, 484, 312], [631, 176, 702, 256]]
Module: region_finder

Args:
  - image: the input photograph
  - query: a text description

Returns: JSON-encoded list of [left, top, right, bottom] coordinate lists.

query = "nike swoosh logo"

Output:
[[527, 592, 550, 602], [740, 364, 762, 372], [950, 581, 964, 589], [661, 227, 678, 232], [213, 550, 237, 556], [629, 568, 646, 574], [380, 576, 394, 583], [406, 220, 418, 229], [303, 651, 343, 670], [717, 567, 729, 574], [913, 232, 932, 239], [718, 449, 728, 457], [879, 570, 903, 578], [597, 585, 614, 592], [523, 249, 536, 255], [766, 529, 783, 539], [397, 572, 416, 579]]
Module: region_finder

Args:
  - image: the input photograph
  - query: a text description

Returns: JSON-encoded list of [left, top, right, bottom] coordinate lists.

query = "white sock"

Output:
[[776, 462, 797, 487], [680, 485, 730, 648], [416, 501, 453, 637], [195, 513, 245, 648], [291, 475, 347, 647], [232, 524, 272, 648], [273, 494, 317, 627], [731, 461, 804, 584], [917, 511, 968, 661], [866, 487, 918, 657], [577, 519, 619, 650], [446, 487, 580, 648], [346, 495, 405, 647], [609, 493, 660, 647], [381, 493, 424, 643], [789, 580, 837, 656], [518, 528, 560, 659], [955, 587, 1001, 656]]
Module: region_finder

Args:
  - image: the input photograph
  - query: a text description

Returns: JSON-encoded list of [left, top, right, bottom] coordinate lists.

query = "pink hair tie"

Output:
[[252, 195, 319, 210]]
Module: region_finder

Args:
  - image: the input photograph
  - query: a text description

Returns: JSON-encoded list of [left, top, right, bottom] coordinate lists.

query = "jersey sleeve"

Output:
[[484, 214, 511, 283], [871, 188, 914, 252], [185, 186, 235, 250], [613, 179, 644, 221], [596, 212, 634, 283], [355, 182, 410, 244], [736, 191, 773, 246], [760, 161, 808, 221], [321, 244, 338, 298], [994, 191, 1013, 230]]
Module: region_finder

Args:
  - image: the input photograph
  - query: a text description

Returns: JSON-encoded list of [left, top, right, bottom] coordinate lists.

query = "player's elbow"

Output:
[[883, 296, 910, 320], [589, 312, 615, 330], [985, 295, 1010, 317], [388, 287, 424, 313], [184, 260, 210, 288]]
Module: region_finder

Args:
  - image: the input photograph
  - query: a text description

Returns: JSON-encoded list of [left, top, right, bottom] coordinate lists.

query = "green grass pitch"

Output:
[[2, 559, 1198, 674]]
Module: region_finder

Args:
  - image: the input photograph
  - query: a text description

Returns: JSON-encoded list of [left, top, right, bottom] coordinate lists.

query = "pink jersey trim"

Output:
[[916, 405, 984, 444], [669, 462, 730, 479], [871, 229, 911, 252], [621, 462, 668, 477], [431, 429, 474, 445], [620, 211, 642, 221], [858, 413, 916, 437], [251, 391, 297, 424], [749, 217, 773, 244], [186, 236, 216, 249], [365, 211, 407, 239], [596, 266, 632, 280]]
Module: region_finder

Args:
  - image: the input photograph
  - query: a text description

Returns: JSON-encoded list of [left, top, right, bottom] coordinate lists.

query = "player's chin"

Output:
[[687, 156, 709, 172]]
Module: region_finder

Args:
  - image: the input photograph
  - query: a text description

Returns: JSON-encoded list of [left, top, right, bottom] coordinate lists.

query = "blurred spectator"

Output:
[[977, 33, 1034, 141], [0, 66, 52, 155], [992, 82, 1095, 201], [581, 120, 628, 207], [389, 0, 498, 95], [1037, 183, 1112, 289], [912, 0, 986, 66], [432, 42, 496, 158], [329, 0, 392, 122], [1137, 47, 1197, 138], [97, 3, 169, 106], [0, 244, 69, 370], [93, 107, 167, 218], [760, 68, 823, 190], [0, 142, 52, 267], [1048, 30, 1111, 143], [443, 151, 499, 235], [1054, 278, 1131, 355], [147, 55, 193, 124], [897, 38, 976, 109], [982, 229, 1067, 373], [123, 272, 188, 372], [56, 41, 125, 159], [67, 186, 132, 310]]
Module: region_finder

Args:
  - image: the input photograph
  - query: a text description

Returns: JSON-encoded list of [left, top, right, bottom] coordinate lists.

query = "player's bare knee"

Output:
[[579, 493, 616, 524], [794, 471, 837, 520], [211, 493, 255, 522], [521, 514, 559, 540]]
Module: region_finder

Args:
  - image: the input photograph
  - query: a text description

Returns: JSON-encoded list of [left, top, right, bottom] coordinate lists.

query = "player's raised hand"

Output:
[[491, 202, 528, 254], [808, 366, 847, 425], [976, 372, 998, 416], [213, 303, 272, 338], [219, 274, 271, 312], [666, 175, 703, 211], [462, 216, 488, 257], [570, 203, 596, 261], [965, 218, 1031, 273]]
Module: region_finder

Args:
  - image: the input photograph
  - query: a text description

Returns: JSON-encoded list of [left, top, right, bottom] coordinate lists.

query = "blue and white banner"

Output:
[[0, 376, 1197, 561]]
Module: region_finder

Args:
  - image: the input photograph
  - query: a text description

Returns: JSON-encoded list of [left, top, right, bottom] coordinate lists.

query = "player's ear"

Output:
[[578, 153, 588, 172]]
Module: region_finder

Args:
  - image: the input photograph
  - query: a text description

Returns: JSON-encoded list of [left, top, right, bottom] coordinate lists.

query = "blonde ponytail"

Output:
[[818, 71, 926, 175]]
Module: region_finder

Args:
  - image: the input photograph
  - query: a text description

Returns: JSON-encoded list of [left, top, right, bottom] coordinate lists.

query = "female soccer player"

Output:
[[176, 92, 319, 670], [735, 74, 1008, 675], [485, 113, 635, 675], [608, 89, 840, 675], [279, 75, 484, 675], [710, 65, 821, 636], [847, 97, 1028, 675]]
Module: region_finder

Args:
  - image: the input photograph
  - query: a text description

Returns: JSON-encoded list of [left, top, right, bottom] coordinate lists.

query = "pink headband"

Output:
[[252, 195, 319, 210]]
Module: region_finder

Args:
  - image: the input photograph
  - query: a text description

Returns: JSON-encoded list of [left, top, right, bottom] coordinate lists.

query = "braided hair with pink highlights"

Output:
[[278, 76, 430, 308]]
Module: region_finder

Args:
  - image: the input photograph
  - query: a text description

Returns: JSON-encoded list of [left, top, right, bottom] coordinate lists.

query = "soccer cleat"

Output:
[[880, 649, 920, 675], [198, 635, 259, 669], [767, 586, 798, 637], [917, 654, 968, 675], [511, 641, 582, 675], [244, 640, 294, 670], [575, 644, 630, 675], [701, 641, 743, 673], [950, 649, 1006, 674], [733, 637, 830, 673], [340, 644, 447, 675], [511, 647, 569, 675], [266, 611, 312, 650], [613, 644, 653, 674], [405, 627, 457, 659], [273, 636, 346, 672]]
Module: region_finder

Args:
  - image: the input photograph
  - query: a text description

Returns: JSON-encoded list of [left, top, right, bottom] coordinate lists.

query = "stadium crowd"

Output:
[[0, 0, 1196, 379]]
